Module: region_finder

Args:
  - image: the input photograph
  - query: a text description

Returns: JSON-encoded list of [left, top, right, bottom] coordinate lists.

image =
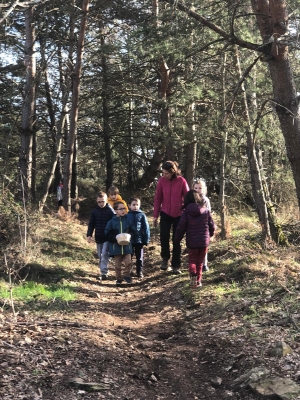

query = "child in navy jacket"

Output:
[[87, 191, 114, 280], [127, 197, 150, 279], [175, 190, 215, 289]]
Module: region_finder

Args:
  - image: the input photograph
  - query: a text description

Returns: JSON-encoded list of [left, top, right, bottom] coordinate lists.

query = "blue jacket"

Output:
[[126, 210, 150, 245], [104, 215, 134, 255], [87, 204, 114, 243]]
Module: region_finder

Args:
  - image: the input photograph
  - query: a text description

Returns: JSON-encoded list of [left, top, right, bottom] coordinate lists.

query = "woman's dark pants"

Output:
[[159, 211, 181, 269]]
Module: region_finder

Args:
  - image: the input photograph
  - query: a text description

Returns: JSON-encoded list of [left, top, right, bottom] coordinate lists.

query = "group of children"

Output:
[[87, 181, 215, 289], [87, 186, 150, 286]]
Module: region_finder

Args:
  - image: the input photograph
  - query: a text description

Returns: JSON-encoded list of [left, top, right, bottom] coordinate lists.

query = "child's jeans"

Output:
[[96, 242, 109, 275], [188, 248, 208, 283], [114, 254, 131, 280], [132, 244, 144, 275]]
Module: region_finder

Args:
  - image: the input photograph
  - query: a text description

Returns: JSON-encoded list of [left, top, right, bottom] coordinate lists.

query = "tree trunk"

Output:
[[234, 47, 272, 240], [129, 145, 166, 189], [100, 33, 114, 191], [71, 138, 78, 199], [159, 57, 171, 159], [219, 53, 230, 240], [185, 102, 197, 187], [251, 0, 300, 209], [256, 146, 288, 245], [31, 129, 37, 201], [63, 0, 89, 212], [19, 6, 36, 202], [38, 39, 72, 212], [128, 97, 133, 185]]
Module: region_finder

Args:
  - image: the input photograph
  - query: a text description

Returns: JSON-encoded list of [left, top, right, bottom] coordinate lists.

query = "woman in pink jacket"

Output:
[[153, 161, 189, 273]]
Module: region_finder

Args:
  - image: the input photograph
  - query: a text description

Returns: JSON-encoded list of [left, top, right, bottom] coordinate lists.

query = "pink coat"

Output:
[[153, 175, 189, 218]]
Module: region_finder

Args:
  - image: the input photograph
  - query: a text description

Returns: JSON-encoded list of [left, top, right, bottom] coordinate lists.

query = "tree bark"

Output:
[[219, 53, 229, 240], [185, 102, 197, 188], [234, 47, 272, 240], [63, 0, 89, 212], [158, 56, 171, 158], [38, 36, 72, 212], [100, 32, 114, 191], [19, 6, 36, 202], [251, 0, 300, 209]]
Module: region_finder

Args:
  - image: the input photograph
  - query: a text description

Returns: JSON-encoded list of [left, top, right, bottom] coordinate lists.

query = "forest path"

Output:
[[0, 219, 260, 400], [50, 241, 259, 399]]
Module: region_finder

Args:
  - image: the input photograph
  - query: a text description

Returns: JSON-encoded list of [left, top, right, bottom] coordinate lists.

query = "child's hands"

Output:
[[153, 217, 158, 228], [87, 236, 92, 243]]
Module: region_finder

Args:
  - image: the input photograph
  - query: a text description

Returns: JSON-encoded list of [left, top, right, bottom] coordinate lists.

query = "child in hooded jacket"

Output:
[[104, 201, 134, 286], [175, 190, 215, 289], [107, 186, 129, 213], [193, 179, 211, 272], [126, 197, 150, 279]]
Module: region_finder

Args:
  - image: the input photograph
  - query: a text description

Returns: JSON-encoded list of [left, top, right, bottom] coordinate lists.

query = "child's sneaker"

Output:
[[190, 275, 197, 289], [196, 281, 202, 288], [137, 272, 144, 279], [202, 265, 209, 272], [115, 280, 123, 286], [101, 274, 108, 281], [124, 276, 132, 284]]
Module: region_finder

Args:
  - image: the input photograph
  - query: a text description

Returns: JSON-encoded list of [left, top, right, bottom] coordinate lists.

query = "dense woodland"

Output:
[[0, 0, 300, 242]]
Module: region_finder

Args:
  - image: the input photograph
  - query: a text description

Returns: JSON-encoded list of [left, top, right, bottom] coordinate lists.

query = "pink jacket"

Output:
[[153, 175, 189, 218]]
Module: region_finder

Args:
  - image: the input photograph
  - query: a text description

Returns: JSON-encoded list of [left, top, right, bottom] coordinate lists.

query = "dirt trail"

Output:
[[0, 238, 260, 400]]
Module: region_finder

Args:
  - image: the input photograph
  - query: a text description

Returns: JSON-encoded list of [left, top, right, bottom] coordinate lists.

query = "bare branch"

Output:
[[223, 55, 261, 124], [0, 0, 19, 25], [164, 0, 261, 51]]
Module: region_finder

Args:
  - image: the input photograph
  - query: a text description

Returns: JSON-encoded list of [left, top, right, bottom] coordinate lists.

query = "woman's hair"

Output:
[[193, 179, 208, 195], [184, 190, 206, 208], [161, 160, 181, 177], [108, 186, 119, 195]]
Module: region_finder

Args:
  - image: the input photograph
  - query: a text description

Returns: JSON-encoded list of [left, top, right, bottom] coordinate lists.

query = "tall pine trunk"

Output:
[[184, 102, 197, 188], [234, 48, 272, 240], [219, 53, 229, 239], [251, 0, 300, 209], [39, 33, 73, 212], [19, 6, 36, 202], [63, 0, 89, 212], [100, 32, 114, 191]]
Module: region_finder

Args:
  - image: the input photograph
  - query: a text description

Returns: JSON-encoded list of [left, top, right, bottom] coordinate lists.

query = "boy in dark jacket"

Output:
[[87, 192, 114, 280], [105, 201, 134, 286], [175, 190, 215, 289], [127, 197, 150, 279]]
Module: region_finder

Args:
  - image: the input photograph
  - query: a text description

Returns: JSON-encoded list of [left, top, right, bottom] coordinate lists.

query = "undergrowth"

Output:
[[181, 213, 300, 343]]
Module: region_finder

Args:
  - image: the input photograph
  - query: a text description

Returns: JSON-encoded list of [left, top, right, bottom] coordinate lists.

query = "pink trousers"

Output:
[[188, 248, 208, 284]]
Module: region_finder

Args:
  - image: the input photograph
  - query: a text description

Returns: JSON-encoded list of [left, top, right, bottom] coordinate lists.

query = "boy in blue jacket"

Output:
[[105, 201, 135, 286], [87, 192, 114, 280], [127, 197, 150, 279]]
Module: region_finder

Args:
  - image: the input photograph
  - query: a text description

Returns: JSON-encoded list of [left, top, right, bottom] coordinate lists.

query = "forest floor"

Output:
[[1, 210, 300, 400]]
